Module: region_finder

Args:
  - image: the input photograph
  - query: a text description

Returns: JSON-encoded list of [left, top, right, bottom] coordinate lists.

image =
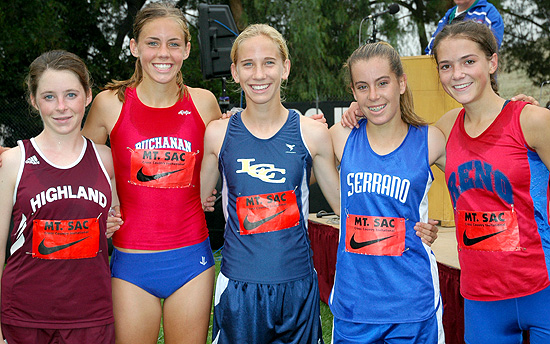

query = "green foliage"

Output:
[[499, 0, 550, 87]]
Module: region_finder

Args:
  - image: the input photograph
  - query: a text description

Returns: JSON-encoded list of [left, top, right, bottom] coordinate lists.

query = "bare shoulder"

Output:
[[520, 104, 550, 149], [187, 87, 222, 125], [92, 89, 123, 115], [434, 107, 461, 139], [0, 146, 22, 178], [300, 115, 329, 137], [204, 117, 230, 151], [93, 142, 114, 178]]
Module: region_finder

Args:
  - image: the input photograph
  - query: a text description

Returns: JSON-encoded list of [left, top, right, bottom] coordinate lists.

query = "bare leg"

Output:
[[112, 277, 162, 344], [163, 266, 215, 344]]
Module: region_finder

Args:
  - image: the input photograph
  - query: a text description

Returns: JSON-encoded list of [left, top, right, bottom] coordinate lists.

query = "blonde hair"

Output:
[[104, 2, 190, 102], [344, 42, 426, 127], [230, 24, 289, 64]]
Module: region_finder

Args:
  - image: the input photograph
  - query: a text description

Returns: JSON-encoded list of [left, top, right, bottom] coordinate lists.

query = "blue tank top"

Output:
[[219, 110, 314, 283], [329, 120, 440, 323]]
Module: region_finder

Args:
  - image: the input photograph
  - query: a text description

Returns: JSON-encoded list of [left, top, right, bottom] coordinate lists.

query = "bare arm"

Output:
[[521, 105, 550, 170], [302, 117, 340, 214], [0, 147, 21, 339], [200, 119, 228, 208]]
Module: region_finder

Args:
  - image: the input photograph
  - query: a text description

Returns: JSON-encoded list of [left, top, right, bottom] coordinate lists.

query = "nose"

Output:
[[56, 97, 68, 111], [158, 43, 169, 58], [368, 87, 379, 101], [253, 65, 266, 79], [452, 65, 464, 80]]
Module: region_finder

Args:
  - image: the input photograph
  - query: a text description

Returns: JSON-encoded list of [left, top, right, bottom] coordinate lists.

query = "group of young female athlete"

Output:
[[0, 1, 549, 344]]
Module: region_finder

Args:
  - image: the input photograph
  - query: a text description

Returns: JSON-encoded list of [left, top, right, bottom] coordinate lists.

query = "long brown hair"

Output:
[[344, 42, 427, 127], [432, 20, 499, 94], [104, 2, 190, 102]]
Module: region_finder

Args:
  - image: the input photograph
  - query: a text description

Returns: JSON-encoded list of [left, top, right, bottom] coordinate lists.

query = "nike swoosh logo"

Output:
[[349, 233, 394, 249], [38, 237, 89, 255], [243, 209, 287, 231], [463, 229, 506, 246], [136, 167, 184, 182]]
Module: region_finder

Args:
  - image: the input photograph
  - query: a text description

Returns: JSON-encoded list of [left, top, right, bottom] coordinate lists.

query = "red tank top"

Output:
[[445, 101, 550, 301], [2, 138, 113, 329], [110, 87, 208, 249]]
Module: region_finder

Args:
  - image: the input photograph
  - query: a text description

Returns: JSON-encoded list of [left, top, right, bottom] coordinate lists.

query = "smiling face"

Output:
[[130, 17, 190, 86], [230, 34, 290, 106], [436, 37, 497, 106], [31, 69, 92, 136], [350, 56, 406, 127]]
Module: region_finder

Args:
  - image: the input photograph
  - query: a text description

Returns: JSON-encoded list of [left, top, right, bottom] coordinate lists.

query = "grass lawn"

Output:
[[156, 250, 334, 343]]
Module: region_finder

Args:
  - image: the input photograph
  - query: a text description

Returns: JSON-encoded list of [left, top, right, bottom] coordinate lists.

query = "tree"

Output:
[[499, 0, 550, 88]]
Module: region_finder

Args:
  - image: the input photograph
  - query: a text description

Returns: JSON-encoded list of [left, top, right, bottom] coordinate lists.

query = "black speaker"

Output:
[[198, 3, 239, 80]]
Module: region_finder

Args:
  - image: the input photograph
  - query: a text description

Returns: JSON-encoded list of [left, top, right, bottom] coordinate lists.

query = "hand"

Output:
[[222, 107, 244, 119], [203, 189, 219, 212], [414, 219, 439, 246], [340, 102, 364, 128], [106, 205, 123, 239], [510, 94, 540, 107], [310, 113, 327, 127]]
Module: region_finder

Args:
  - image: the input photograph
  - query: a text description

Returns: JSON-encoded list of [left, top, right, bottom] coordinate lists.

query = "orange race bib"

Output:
[[128, 148, 195, 188], [237, 190, 300, 235], [345, 214, 406, 256], [32, 218, 100, 259], [457, 209, 520, 251]]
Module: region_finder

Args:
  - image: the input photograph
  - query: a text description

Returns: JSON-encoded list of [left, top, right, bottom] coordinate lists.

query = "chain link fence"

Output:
[[0, 98, 43, 148]]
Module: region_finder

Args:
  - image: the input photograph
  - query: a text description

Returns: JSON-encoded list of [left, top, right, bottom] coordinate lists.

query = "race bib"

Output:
[[128, 148, 195, 188], [32, 218, 100, 259], [345, 214, 406, 256], [457, 209, 520, 251], [237, 190, 300, 235]]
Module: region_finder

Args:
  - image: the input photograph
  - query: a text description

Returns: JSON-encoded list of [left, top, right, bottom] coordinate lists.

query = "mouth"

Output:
[[250, 84, 270, 91], [453, 82, 472, 91], [153, 63, 172, 71], [368, 104, 387, 112]]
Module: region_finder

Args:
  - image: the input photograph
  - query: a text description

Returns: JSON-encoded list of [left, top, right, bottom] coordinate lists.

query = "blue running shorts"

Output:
[[464, 284, 550, 344], [110, 238, 214, 299], [331, 296, 444, 344], [212, 271, 324, 344]]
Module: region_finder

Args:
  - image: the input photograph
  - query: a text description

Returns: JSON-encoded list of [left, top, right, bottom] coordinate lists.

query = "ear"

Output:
[[231, 63, 239, 83], [282, 59, 291, 80], [488, 53, 498, 75], [85, 88, 93, 107], [183, 41, 191, 60], [399, 74, 407, 95], [30, 95, 39, 112], [130, 38, 139, 58]]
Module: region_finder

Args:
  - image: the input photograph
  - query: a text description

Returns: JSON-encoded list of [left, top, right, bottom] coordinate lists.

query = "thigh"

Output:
[[464, 298, 522, 344], [162, 266, 215, 344], [111, 277, 162, 344], [518, 285, 550, 344]]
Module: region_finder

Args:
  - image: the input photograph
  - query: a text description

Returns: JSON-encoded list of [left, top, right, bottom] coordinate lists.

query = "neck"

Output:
[[241, 101, 288, 139], [136, 78, 180, 108], [34, 132, 84, 165], [366, 117, 409, 155]]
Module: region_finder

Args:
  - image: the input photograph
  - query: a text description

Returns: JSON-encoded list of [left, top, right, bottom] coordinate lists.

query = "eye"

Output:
[[439, 64, 450, 71], [147, 41, 159, 47], [465, 59, 475, 65], [44, 94, 54, 100], [356, 85, 368, 91], [169, 42, 181, 48], [378, 81, 388, 87], [265, 60, 275, 66], [67, 92, 77, 99]]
